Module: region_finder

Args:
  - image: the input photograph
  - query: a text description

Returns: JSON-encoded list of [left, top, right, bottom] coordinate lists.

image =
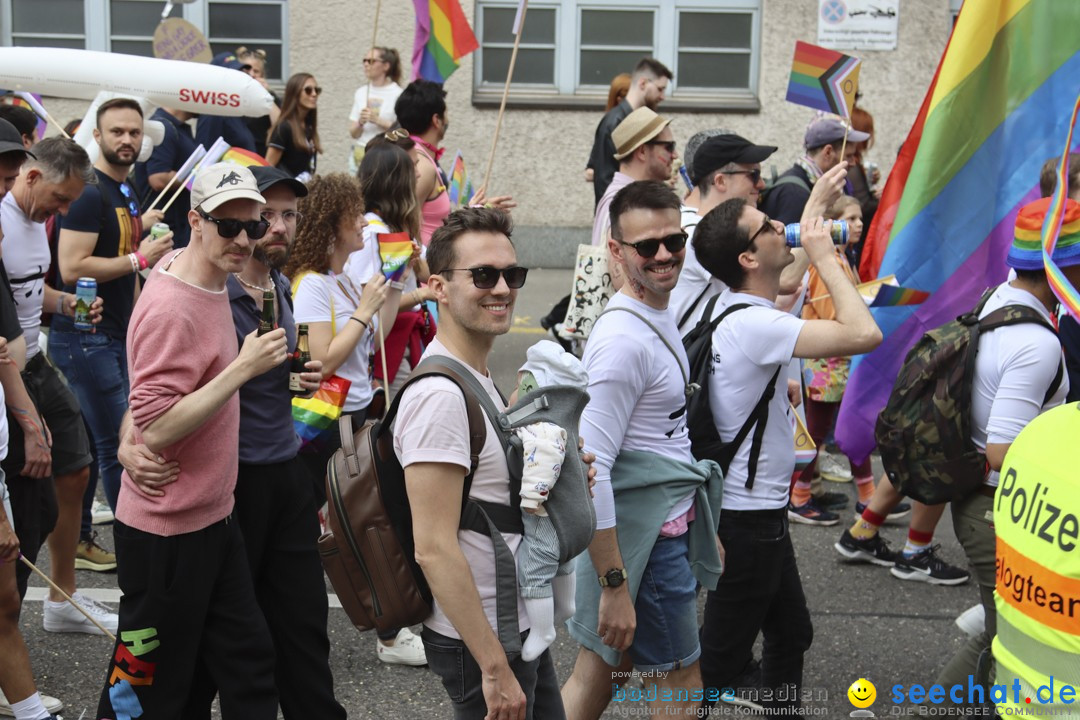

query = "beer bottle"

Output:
[[258, 290, 276, 336], [290, 324, 311, 396]]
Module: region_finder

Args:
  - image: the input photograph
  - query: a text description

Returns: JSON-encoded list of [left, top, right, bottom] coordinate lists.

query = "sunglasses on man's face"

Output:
[[198, 209, 270, 240], [721, 169, 763, 185], [618, 232, 688, 259], [443, 265, 528, 289], [646, 140, 677, 154]]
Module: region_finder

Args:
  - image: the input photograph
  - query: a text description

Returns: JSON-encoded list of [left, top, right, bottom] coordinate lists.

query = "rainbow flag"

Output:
[[1042, 97, 1080, 317], [184, 136, 230, 190], [292, 375, 352, 450], [785, 41, 860, 119], [792, 408, 817, 472], [836, 0, 1080, 465], [868, 284, 930, 308], [448, 151, 468, 206], [412, 0, 479, 83], [2, 91, 47, 140], [221, 146, 269, 168], [379, 232, 414, 282]]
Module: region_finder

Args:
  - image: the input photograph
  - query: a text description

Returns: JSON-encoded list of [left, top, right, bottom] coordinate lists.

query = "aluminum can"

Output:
[[784, 220, 848, 247], [149, 222, 170, 241], [74, 277, 96, 331]]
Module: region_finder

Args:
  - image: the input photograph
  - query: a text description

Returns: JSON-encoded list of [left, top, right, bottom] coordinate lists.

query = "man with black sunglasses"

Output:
[[51, 97, 175, 523], [564, 181, 725, 719], [98, 163, 286, 719], [692, 197, 880, 718]]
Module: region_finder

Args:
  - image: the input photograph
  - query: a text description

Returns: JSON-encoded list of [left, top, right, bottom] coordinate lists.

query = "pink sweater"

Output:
[[117, 254, 240, 536]]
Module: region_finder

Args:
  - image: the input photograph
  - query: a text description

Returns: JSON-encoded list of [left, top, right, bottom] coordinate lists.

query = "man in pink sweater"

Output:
[[97, 164, 288, 719]]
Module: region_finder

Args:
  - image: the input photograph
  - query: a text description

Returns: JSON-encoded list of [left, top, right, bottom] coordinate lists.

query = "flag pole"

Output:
[[366, 0, 383, 109], [481, 0, 527, 193]]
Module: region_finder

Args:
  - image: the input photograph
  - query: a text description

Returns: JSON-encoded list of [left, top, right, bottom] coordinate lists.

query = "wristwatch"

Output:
[[598, 568, 628, 588]]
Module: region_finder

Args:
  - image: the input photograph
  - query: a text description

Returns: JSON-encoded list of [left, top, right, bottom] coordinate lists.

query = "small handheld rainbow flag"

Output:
[[221, 146, 269, 168], [869, 284, 930, 308], [184, 136, 230, 190], [792, 406, 817, 472], [786, 41, 861, 119], [448, 151, 467, 206], [412, 0, 479, 83], [292, 375, 352, 451], [1043, 93, 1080, 318], [379, 232, 414, 282]]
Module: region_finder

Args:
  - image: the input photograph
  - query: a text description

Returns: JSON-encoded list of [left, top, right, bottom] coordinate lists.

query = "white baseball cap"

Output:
[[191, 163, 265, 212]]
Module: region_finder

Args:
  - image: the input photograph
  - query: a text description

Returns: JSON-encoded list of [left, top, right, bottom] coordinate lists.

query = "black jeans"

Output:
[[699, 508, 813, 719], [422, 627, 566, 720], [184, 458, 346, 719]]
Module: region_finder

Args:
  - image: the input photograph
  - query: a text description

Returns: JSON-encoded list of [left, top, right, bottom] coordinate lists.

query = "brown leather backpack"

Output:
[[318, 355, 523, 637]]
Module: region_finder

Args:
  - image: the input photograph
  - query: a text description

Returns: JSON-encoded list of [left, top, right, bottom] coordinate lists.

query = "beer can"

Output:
[[74, 277, 96, 331], [784, 220, 848, 248], [149, 223, 170, 241]]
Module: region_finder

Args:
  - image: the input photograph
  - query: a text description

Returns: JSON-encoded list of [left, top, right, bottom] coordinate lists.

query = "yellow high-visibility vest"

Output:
[[992, 403, 1080, 714]]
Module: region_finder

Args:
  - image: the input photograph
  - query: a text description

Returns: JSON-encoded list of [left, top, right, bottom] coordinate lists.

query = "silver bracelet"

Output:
[[56, 294, 66, 316]]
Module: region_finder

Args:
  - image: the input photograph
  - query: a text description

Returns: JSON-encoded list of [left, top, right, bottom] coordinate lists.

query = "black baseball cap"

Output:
[[250, 166, 308, 197], [0, 118, 34, 159], [690, 134, 775, 185]]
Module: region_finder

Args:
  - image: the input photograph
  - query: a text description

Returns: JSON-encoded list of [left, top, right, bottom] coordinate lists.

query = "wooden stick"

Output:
[[839, 119, 850, 164], [377, 318, 390, 401], [365, 0, 383, 109], [44, 113, 71, 139], [482, 0, 528, 193], [19, 555, 116, 641]]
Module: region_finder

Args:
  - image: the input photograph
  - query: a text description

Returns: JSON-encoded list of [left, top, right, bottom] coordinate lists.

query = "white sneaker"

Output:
[[91, 500, 114, 525], [0, 688, 64, 716], [819, 452, 853, 483], [376, 627, 427, 666], [43, 592, 118, 635]]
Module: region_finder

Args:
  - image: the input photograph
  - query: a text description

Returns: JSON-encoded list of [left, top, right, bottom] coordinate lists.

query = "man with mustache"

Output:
[[49, 98, 174, 526], [98, 163, 286, 718], [119, 166, 346, 718]]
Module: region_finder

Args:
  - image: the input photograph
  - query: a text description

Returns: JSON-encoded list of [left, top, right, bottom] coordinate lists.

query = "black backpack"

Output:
[[683, 294, 782, 488], [875, 287, 1063, 504]]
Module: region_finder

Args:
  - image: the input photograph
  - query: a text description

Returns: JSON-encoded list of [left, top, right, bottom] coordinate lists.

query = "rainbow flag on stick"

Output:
[[785, 41, 860, 119], [184, 136, 230, 190], [868, 284, 930, 308], [379, 232, 414, 282], [448, 151, 471, 207], [1042, 96, 1080, 317], [412, 0, 479, 83], [835, 0, 1080, 466]]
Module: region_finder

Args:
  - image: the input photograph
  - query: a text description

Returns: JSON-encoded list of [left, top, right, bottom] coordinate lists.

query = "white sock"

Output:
[[552, 573, 576, 626], [522, 597, 557, 662], [10, 693, 50, 720]]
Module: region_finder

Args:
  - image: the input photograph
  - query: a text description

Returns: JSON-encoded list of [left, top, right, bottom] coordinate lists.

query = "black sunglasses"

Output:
[[646, 140, 677, 153], [746, 215, 778, 250], [197, 208, 270, 239], [721, 169, 763, 185], [118, 182, 139, 217], [443, 265, 528, 289], [618, 232, 688, 259], [303, 85, 323, 96]]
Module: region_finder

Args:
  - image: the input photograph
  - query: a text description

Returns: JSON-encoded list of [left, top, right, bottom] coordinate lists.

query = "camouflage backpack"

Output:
[[875, 287, 1063, 505]]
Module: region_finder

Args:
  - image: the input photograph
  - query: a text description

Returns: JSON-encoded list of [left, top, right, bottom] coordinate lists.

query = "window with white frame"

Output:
[[474, 0, 761, 108], [1, 0, 289, 81]]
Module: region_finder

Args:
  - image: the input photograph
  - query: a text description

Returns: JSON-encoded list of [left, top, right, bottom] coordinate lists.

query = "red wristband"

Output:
[[134, 252, 149, 270]]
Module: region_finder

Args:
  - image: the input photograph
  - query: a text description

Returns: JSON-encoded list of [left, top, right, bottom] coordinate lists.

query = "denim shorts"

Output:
[[628, 532, 700, 672]]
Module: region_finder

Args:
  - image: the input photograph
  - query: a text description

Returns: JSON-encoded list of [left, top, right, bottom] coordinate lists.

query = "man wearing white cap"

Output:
[[97, 164, 287, 719]]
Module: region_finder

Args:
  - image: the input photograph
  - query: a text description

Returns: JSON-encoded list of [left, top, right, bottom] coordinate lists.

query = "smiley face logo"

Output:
[[848, 678, 876, 708]]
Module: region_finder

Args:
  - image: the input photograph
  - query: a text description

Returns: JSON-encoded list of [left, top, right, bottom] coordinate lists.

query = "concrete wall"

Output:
[[31, 0, 950, 266]]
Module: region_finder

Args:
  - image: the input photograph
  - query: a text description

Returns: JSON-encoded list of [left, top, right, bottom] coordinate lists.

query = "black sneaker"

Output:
[[787, 499, 840, 526], [834, 530, 899, 567], [890, 545, 970, 585], [854, 500, 912, 520], [813, 489, 849, 511]]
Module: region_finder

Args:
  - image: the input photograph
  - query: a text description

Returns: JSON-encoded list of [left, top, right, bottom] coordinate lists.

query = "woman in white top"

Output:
[[348, 47, 404, 174]]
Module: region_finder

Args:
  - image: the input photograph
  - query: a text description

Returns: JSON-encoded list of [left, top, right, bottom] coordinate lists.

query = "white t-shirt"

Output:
[[393, 337, 529, 639], [0, 193, 49, 359], [670, 207, 726, 334], [707, 289, 805, 511], [349, 82, 404, 149], [344, 212, 421, 306], [581, 292, 696, 530], [292, 271, 376, 412], [972, 283, 1068, 486]]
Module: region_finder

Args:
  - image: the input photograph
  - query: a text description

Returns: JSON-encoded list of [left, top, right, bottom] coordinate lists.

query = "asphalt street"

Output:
[[24, 268, 981, 718]]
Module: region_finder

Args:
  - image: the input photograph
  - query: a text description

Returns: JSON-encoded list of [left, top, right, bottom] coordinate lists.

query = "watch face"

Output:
[[605, 569, 625, 587]]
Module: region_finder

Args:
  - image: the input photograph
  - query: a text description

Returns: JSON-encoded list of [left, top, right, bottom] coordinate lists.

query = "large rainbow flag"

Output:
[[836, 0, 1080, 465], [412, 0, 479, 83]]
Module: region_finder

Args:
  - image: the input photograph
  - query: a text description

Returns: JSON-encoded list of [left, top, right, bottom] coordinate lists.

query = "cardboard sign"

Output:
[[153, 18, 212, 64]]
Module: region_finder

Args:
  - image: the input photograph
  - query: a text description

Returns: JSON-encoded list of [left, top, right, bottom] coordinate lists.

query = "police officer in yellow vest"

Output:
[[993, 402, 1080, 715]]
